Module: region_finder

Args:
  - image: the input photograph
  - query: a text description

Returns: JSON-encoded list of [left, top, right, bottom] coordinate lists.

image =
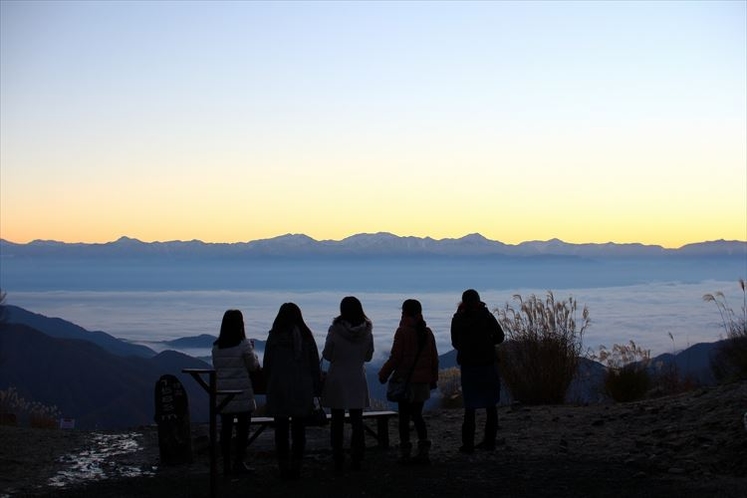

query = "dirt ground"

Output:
[[2, 381, 745, 498]]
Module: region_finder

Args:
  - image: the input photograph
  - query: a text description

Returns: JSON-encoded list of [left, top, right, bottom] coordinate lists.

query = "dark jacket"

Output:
[[264, 325, 321, 417], [450, 302, 504, 367]]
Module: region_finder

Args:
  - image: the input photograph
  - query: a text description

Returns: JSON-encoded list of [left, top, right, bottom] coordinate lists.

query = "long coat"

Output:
[[211, 339, 260, 413], [450, 302, 504, 367], [378, 317, 439, 386], [264, 326, 321, 418], [321, 318, 374, 410]]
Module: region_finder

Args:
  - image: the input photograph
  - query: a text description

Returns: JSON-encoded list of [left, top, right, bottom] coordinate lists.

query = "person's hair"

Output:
[[215, 309, 246, 348], [271, 302, 314, 341], [461, 289, 481, 306], [335, 296, 367, 327], [402, 298, 428, 348]]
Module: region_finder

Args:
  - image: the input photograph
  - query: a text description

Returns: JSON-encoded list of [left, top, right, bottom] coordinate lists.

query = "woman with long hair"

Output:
[[321, 296, 374, 471], [264, 302, 322, 480], [211, 309, 260, 475], [378, 299, 439, 464]]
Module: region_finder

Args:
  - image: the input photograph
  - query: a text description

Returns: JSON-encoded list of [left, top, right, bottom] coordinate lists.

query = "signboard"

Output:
[[59, 418, 75, 429], [154, 374, 192, 465]]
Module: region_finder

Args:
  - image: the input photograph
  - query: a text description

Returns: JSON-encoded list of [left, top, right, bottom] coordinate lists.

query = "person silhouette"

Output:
[[450, 289, 505, 453], [321, 296, 374, 471], [211, 309, 260, 475], [263, 302, 322, 480], [378, 299, 439, 465]]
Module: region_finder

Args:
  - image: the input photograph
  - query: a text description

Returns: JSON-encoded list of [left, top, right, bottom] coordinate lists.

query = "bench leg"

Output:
[[376, 416, 390, 448], [247, 424, 268, 446]]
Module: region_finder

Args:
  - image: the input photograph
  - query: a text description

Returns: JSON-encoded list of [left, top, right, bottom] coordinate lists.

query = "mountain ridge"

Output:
[[1, 233, 744, 259]]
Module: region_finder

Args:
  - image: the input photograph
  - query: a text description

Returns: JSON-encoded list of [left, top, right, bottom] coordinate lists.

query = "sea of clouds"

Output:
[[5, 279, 740, 360], [3, 255, 744, 359]]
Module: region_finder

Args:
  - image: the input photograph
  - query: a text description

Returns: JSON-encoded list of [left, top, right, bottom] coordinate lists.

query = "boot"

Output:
[[459, 424, 474, 454], [477, 409, 498, 451], [350, 423, 364, 471], [475, 422, 497, 450], [222, 448, 232, 476], [333, 449, 344, 473], [289, 437, 304, 480], [398, 441, 412, 465], [331, 413, 345, 472], [278, 456, 291, 480], [289, 455, 302, 480], [475, 438, 496, 451], [411, 440, 431, 465], [233, 446, 254, 475]]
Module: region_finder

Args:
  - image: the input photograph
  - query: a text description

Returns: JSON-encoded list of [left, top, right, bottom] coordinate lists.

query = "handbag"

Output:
[[305, 396, 328, 426], [386, 340, 425, 403], [249, 367, 267, 395], [386, 377, 410, 402]]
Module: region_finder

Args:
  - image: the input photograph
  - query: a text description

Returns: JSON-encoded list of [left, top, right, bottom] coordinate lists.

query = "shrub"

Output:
[[437, 367, 462, 409], [648, 333, 699, 396], [495, 292, 589, 405], [0, 386, 61, 428], [593, 341, 651, 402], [704, 279, 747, 382]]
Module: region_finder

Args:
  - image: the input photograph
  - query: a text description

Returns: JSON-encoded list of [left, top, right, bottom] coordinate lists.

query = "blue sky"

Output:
[[1, 0, 745, 246]]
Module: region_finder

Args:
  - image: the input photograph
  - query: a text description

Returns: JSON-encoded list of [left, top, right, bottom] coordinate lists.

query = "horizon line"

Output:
[[1, 232, 745, 250]]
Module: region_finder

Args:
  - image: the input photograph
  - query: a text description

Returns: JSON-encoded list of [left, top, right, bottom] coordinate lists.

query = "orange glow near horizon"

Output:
[[1, 2, 745, 250]]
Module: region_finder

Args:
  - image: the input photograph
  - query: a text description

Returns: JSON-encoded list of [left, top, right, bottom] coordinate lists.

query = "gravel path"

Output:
[[2, 381, 745, 498]]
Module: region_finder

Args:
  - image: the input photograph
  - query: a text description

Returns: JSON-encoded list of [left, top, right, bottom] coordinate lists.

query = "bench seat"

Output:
[[247, 410, 398, 448]]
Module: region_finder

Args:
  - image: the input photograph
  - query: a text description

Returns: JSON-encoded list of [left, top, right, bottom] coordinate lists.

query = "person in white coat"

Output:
[[211, 309, 260, 476], [321, 296, 374, 471]]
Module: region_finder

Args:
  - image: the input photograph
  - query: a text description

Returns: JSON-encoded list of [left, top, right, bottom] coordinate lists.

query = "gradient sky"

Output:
[[1, 1, 745, 248]]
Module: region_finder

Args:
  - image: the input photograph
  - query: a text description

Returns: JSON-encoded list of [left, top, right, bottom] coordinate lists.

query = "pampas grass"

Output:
[[0, 386, 61, 428], [704, 279, 747, 382], [495, 292, 589, 405], [593, 341, 651, 402]]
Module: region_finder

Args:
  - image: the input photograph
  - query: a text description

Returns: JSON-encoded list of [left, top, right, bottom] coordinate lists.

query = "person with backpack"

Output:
[[450, 289, 505, 453]]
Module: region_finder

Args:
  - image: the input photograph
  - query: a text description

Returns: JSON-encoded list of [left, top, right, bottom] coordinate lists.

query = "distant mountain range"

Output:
[[0, 304, 725, 429], [4, 306, 157, 358], [1, 233, 745, 259]]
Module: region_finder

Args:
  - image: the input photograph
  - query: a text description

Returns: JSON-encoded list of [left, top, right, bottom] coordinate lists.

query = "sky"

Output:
[[1, 1, 745, 248]]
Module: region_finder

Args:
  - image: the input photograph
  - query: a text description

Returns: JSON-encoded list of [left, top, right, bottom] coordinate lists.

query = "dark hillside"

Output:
[[5, 305, 156, 358], [0, 324, 209, 429]]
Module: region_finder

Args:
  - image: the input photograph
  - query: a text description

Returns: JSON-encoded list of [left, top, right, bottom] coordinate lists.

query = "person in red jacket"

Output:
[[378, 299, 439, 465]]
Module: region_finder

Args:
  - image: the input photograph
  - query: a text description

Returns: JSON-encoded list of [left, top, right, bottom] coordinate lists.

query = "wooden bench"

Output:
[[247, 410, 398, 448]]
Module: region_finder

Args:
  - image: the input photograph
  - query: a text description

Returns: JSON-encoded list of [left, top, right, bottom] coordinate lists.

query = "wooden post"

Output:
[[208, 370, 217, 497], [183, 368, 241, 498]]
